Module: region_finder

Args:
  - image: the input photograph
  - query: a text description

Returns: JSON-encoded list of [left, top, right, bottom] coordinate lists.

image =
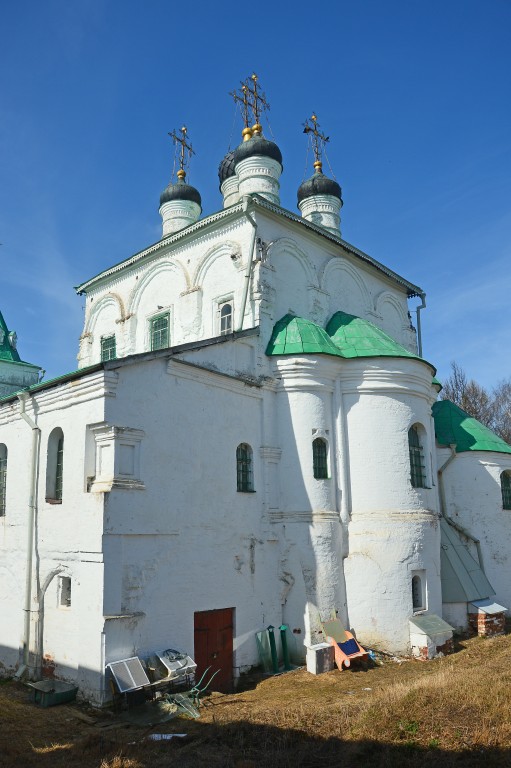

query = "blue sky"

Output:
[[1, 0, 510, 387]]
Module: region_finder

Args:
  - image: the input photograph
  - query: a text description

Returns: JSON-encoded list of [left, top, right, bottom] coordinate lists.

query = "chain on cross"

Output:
[[303, 113, 330, 172], [230, 73, 270, 139], [168, 126, 195, 180]]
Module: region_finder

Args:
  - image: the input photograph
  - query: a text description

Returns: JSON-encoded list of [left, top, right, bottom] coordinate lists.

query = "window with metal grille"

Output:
[[408, 425, 426, 488], [501, 472, 511, 510], [236, 443, 254, 492], [150, 314, 170, 351], [101, 335, 116, 361], [313, 438, 328, 479], [220, 303, 232, 335], [46, 427, 64, 503], [0, 444, 7, 516]]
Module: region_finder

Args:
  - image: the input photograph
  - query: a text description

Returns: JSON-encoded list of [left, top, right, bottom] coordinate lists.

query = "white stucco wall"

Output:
[[0, 372, 113, 700], [342, 358, 442, 653], [78, 205, 419, 370], [439, 448, 511, 610]]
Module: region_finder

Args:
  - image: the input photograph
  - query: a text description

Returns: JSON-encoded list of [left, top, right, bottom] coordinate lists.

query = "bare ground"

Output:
[[2, 633, 511, 767]]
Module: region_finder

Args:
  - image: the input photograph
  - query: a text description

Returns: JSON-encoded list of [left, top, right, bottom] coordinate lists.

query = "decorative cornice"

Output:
[[76, 195, 423, 299]]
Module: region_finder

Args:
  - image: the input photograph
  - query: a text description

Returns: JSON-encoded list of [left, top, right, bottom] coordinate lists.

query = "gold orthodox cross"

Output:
[[230, 82, 251, 130], [168, 125, 195, 180], [244, 73, 270, 133], [303, 113, 330, 172]]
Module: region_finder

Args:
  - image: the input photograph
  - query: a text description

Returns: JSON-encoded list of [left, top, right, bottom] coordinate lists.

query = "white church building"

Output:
[[1, 85, 511, 703]]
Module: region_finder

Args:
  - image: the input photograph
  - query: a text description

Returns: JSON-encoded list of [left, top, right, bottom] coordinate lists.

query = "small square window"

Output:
[[151, 314, 170, 351], [59, 576, 71, 608], [101, 335, 116, 362]]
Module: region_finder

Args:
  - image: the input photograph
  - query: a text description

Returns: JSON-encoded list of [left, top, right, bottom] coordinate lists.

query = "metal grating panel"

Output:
[[107, 657, 150, 693]]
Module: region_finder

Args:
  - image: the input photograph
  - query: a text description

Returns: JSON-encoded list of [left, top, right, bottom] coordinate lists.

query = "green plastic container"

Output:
[[27, 679, 78, 707]]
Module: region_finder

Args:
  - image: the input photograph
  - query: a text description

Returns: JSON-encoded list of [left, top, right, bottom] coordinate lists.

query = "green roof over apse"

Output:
[[0, 310, 21, 362], [266, 314, 344, 358], [325, 311, 421, 361], [433, 399, 511, 455]]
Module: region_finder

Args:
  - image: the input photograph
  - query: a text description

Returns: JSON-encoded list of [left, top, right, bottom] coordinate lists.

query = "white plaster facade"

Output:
[[1, 136, 510, 704]]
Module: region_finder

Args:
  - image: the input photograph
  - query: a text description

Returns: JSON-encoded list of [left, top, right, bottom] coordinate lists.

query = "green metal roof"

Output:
[[432, 376, 442, 390], [440, 518, 494, 603], [266, 314, 344, 358], [433, 399, 511, 455], [326, 311, 421, 360], [0, 310, 21, 362], [266, 312, 434, 372]]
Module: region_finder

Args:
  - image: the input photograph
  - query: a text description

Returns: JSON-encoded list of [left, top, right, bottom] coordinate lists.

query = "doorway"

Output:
[[194, 608, 234, 693]]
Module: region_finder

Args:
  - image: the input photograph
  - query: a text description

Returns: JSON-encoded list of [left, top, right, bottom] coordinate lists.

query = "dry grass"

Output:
[[1, 633, 511, 767]]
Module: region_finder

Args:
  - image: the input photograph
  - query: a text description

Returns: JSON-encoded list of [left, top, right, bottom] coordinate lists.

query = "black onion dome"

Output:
[[297, 172, 343, 206], [159, 180, 202, 209], [218, 149, 236, 188], [233, 136, 283, 169]]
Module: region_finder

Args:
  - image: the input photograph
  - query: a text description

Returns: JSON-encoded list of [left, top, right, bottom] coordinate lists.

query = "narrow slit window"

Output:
[[412, 574, 424, 611], [501, 472, 511, 510], [150, 314, 170, 351], [312, 438, 328, 479], [101, 335, 116, 362], [46, 427, 64, 503], [408, 425, 426, 488], [59, 576, 71, 608], [55, 437, 64, 500], [0, 444, 7, 516], [236, 443, 254, 492], [220, 303, 232, 335]]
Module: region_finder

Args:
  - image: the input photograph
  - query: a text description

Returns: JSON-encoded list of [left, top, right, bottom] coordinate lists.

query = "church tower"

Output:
[[0, 310, 41, 397]]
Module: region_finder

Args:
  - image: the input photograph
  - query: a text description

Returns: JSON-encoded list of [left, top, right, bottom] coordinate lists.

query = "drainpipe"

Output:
[[437, 444, 485, 569], [17, 392, 41, 675], [237, 195, 258, 332], [415, 293, 426, 358]]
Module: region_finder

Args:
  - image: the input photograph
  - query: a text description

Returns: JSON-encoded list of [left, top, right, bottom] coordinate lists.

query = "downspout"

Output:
[[438, 444, 485, 569], [237, 195, 258, 332], [415, 292, 426, 358], [17, 392, 41, 676]]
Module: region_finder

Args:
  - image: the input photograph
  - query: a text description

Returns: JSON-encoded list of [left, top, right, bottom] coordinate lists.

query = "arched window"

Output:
[[408, 425, 426, 488], [0, 444, 7, 516], [412, 574, 424, 611], [46, 428, 64, 503], [220, 303, 232, 335], [501, 472, 511, 510], [312, 438, 328, 479], [236, 443, 254, 492]]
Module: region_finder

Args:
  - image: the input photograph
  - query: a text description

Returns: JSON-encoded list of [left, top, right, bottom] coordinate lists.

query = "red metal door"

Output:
[[194, 608, 234, 693]]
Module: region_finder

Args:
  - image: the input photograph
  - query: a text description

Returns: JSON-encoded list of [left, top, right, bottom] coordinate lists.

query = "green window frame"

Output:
[[408, 425, 426, 488], [501, 472, 511, 510], [101, 335, 116, 362], [236, 443, 254, 492], [0, 444, 7, 516], [150, 314, 170, 351], [220, 302, 232, 335], [312, 438, 328, 479]]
